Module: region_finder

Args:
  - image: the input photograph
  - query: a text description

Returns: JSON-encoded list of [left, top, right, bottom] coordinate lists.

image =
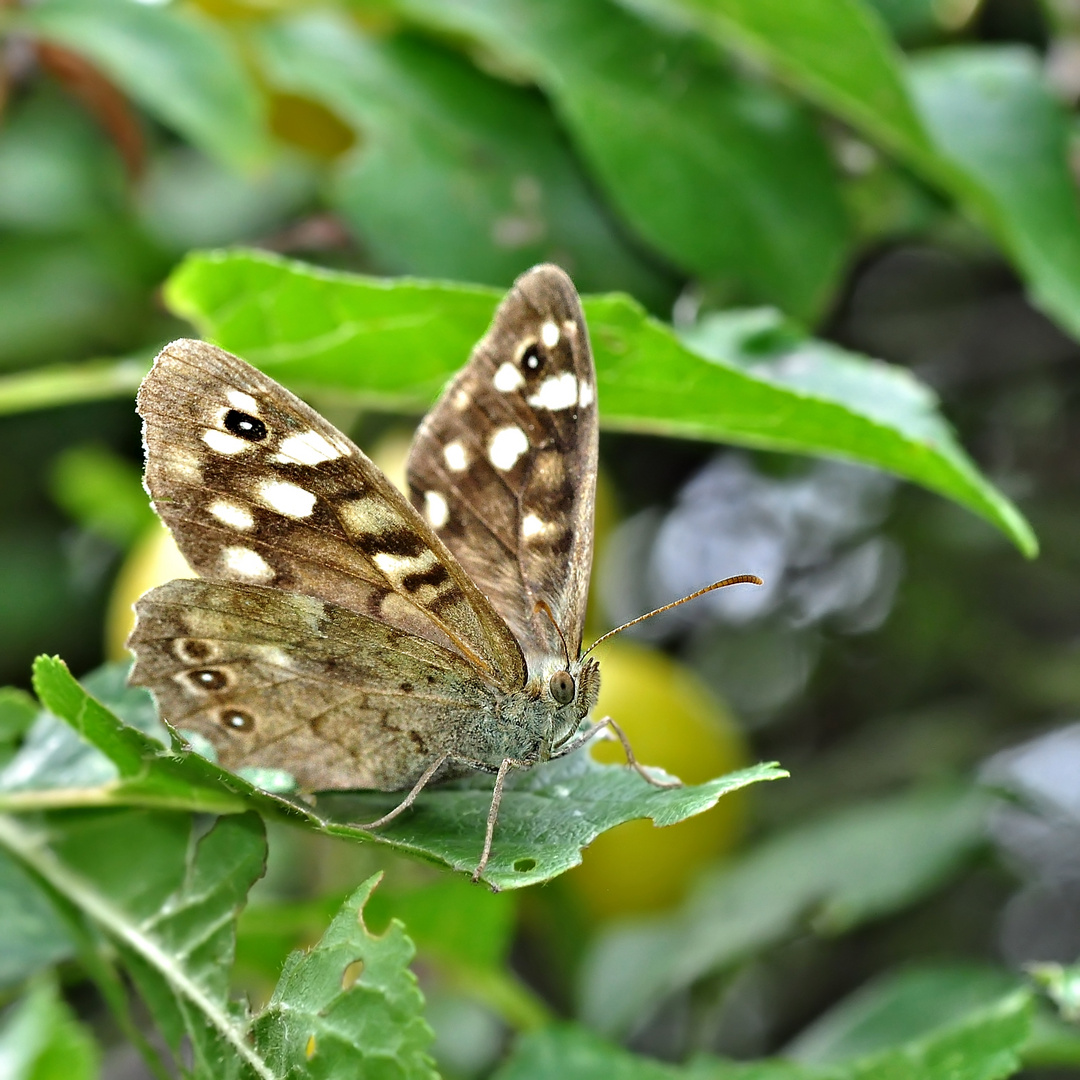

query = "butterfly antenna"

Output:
[[581, 575, 763, 659], [534, 599, 571, 667]]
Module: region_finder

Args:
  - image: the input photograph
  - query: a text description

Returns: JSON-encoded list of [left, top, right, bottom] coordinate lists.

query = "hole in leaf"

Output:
[[341, 958, 365, 990], [513, 857, 537, 873]]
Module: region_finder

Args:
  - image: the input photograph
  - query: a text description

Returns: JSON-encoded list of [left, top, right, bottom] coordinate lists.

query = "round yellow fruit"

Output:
[[106, 522, 194, 661], [565, 640, 747, 919]]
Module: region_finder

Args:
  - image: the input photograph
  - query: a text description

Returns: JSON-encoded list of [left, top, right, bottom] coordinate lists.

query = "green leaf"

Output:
[[165, 248, 1035, 555], [1028, 961, 1080, 1023], [0, 232, 160, 370], [1, 662, 165, 795], [17, 0, 270, 171], [255, 14, 674, 304], [0, 978, 99, 1080], [0, 852, 73, 989], [493, 995, 1032, 1080], [242, 877, 551, 1032], [0, 808, 437, 1080], [14, 657, 247, 815], [2, 658, 783, 890], [581, 786, 991, 1035], [836, 992, 1030, 1080], [253, 876, 437, 1079], [318, 755, 784, 889], [391, 0, 851, 318], [0, 689, 37, 752], [616, 0, 933, 167], [48, 444, 156, 548], [905, 47, 1080, 343], [0, 357, 148, 417], [615, 2, 1080, 347], [0, 85, 126, 234], [784, 965, 1024, 1064]]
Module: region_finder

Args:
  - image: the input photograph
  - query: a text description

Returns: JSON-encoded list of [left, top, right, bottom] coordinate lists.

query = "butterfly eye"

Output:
[[549, 670, 575, 705], [522, 343, 543, 371], [224, 409, 267, 442]]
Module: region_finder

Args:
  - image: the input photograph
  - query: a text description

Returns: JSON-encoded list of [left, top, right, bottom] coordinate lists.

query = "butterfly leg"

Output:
[[556, 716, 682, 789], [352, 753, 450, 830], [473, 756, 525, 885]]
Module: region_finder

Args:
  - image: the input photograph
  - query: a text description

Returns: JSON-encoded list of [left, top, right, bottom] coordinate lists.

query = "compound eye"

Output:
[[549, 670, 575, 705]]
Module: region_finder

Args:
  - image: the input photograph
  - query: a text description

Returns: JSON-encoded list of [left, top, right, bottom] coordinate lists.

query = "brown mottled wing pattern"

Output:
[[137, 339, 525, 691], [406, 265, 598, 667], [129, 579, 497, 791]]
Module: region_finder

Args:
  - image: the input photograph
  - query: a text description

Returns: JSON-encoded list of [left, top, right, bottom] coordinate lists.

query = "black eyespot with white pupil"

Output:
[[221, 709, 254, 731], [189, 669, 227, 691], [549, 670, 575, 705], [522, 343, 543, 371], [224, 409, 267, 442]]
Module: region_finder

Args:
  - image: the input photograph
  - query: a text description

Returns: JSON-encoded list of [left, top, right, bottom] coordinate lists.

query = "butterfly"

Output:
[[128, 264, 761, 880]]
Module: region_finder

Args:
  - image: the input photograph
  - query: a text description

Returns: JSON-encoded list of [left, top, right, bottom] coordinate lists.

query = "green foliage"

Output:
[[0, 978, 99, 1080], [16, 0, 271, 171], [48, 444, 155, 548], [581, 787, 992, 1035], [493, 999, 1032, 1080], [0, 810, 436, 1079]]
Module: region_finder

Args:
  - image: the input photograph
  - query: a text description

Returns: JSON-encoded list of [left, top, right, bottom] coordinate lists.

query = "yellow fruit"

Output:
[[565, 640, 747, 919], [106, 523, 194, 661]]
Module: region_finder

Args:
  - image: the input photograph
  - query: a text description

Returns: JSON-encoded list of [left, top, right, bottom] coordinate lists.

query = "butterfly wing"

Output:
[[406, 264, 598, 668], [129, 579, 498, 790], [136, 338, 525, 690]]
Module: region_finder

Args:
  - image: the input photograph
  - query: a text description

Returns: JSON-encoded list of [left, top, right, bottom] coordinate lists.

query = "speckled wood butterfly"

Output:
[[127, 264, 758, 879]]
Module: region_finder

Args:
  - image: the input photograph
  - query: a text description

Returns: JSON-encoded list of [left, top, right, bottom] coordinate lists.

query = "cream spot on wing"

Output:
[[522, 513, 549, 538], [227, 390, 259, 413], [203, 429, 254, 455], [222, 546, 273, 582], [578, 379, 595, 407], [272, 430, 342, 466], [563, 319, 578, 337], [424, 490, 449, 529], [372, 549, 436, 580], [541, 320, 560, 348], [258, 479, 317, 518], [493, 361, 525, 392], [527, 372, 578, 411], [489, 426, 529, 471], [444, 441, 468, 472], [169, 450, 202, 481], [338, 496, 396, 539], [453, 388, 470, 410], [208, 499, 254, 530], [256, 645, 294, 669]]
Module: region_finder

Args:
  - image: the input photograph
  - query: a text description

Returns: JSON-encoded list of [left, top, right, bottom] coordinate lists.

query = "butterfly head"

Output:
[[541, 654, 600, 752]]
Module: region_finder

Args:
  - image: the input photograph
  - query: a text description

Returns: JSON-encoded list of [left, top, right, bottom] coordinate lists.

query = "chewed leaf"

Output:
[[318, 756, 785, 890], [3, 658, 784, 891], [0, 809, 436, 1079]]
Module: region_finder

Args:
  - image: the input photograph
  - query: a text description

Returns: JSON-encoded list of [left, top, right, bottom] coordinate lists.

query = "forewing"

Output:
[[129, 579, 499, 791], [406, 264, 598, 666], [138, 339, 525, 690]]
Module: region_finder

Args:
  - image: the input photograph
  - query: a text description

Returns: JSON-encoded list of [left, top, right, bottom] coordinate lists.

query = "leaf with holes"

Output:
[[0, 809, 437, 1080]]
